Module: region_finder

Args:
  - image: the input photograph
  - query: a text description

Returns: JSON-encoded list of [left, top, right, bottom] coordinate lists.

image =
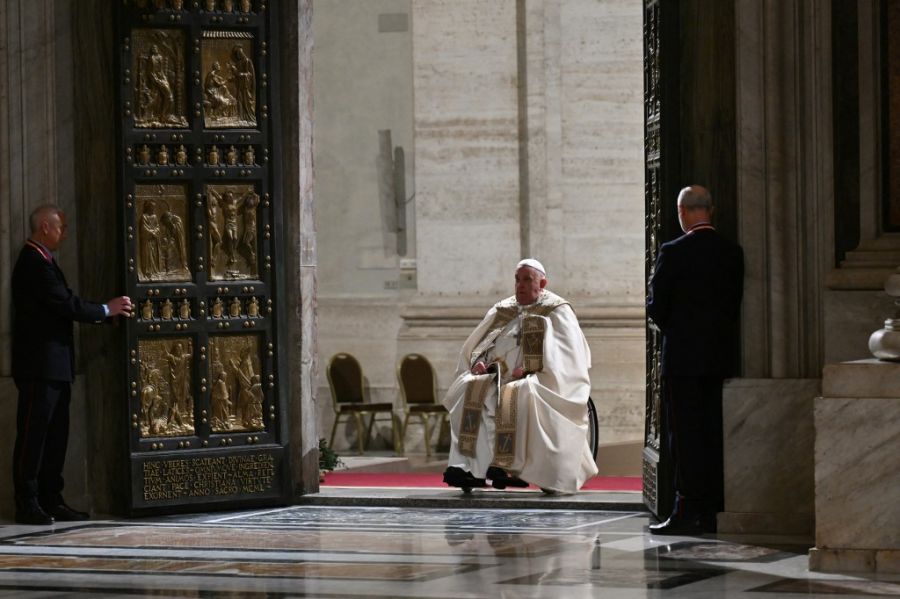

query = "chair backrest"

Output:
[[397, 353, 437, 406], [327, 353, 365, 407]]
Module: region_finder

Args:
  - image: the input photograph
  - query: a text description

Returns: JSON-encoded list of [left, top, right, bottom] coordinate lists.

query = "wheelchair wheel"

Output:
[[587, 396, 599, 460]]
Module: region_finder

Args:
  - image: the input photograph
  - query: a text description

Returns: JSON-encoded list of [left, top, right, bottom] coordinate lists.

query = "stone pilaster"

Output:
[[281, 0, 319, 495], [412, 0, 521, 296], [736, 0, 835, 379]]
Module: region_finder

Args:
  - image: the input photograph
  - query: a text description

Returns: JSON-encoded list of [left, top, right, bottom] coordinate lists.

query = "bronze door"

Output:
[[117, 0, 288, 514], [642, 0, 678, 520]]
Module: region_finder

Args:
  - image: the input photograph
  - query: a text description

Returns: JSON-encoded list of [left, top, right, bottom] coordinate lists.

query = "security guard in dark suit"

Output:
[[11, 204, 132, 525], [647, 185, 744, 535]]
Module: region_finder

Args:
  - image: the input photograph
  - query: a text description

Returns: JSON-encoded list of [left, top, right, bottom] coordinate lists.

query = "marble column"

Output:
[[722, 0, 835, 534], [0, 0, 78, 375], [736, 0, 835, 380]]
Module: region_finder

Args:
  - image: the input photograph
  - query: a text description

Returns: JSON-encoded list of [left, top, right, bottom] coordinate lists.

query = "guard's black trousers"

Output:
[[12, 379, 71, 507], [663, 375, 724, 518]]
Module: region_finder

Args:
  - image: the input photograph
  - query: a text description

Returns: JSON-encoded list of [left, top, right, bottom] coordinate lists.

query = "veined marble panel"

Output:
[[814, 366, 900, 553], [719, 379, 818, 535], [412, 0, 521, 295], [556, 0, 643, 299]]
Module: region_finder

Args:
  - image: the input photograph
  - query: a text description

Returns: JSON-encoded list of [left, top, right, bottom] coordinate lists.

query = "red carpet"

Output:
[[322, 471, 641, 492]]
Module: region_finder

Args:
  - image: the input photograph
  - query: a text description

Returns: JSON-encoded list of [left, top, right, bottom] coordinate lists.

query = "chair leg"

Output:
[[329, 415, 340, 451], [364, 411, 377, 452], [400, 413, 411, 456], [354, 413, 366, 454], [422, 414, 432, 458], [392, 412, 403, 455]]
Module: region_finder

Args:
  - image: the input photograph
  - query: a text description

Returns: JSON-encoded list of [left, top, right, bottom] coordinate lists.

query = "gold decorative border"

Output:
[[458, 375, 493, 458], [492, 383, 518, 468]]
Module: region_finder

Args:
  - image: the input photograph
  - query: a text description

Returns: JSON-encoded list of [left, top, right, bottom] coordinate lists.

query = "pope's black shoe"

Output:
[[443, 466, 487, 489], [15, 501, 55, 526], [648, 513, 715, 536], [486, 466, 529, 490], [41, 501, 89, 522]]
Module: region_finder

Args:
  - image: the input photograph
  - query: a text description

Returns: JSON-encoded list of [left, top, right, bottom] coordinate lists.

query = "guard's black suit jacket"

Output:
[[11, 243, 106, 383], [647, 229, 744, 378]]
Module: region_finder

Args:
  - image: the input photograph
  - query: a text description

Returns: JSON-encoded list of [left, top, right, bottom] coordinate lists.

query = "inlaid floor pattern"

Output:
[[0, 506, 897, 598]]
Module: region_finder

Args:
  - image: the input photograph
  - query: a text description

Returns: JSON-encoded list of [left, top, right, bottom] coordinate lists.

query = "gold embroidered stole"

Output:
[[458, 374, 495, 457], [467, 290, 568, 370], [492, 382, 518, 467]]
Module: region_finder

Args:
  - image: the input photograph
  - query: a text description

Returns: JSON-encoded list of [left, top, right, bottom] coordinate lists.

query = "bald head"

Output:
[[29, 204, 63, 234], [676, 185, 713, 232], [677, 185, 712, 210], [29, 204, 67, 251]]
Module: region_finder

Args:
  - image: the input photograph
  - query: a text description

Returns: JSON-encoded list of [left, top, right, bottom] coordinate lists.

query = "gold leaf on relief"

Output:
[[136, 184, 191, 283], [206, 183, 259, 281], [201, 33, 257, 129], [209, 334, 265, 432], [139, 337, 196, 438], [132, 29, 189, 129]]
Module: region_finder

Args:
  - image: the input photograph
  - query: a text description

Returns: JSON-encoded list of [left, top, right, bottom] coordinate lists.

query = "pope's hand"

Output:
[[471, 361, 488, 375], [511, 367, 525, 379]]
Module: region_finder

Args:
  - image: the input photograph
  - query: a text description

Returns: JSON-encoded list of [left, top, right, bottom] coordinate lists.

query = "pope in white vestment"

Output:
[[442, 259, 598, 494]]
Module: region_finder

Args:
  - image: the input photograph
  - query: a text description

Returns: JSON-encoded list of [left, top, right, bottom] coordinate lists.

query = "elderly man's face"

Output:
[[515, 266, 546, 305], [42, 211, 68, 251]]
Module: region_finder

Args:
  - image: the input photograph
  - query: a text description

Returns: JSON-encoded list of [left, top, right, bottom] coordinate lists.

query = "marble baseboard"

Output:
[[809, 547, 900, 574], [719, 379, 818, 535]]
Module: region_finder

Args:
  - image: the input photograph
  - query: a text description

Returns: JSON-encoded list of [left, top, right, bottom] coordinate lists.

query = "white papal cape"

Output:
[[442, 290, 598, 493]]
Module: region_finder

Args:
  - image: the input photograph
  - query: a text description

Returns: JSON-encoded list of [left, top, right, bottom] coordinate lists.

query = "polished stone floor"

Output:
[[0, 502, 897, 598]]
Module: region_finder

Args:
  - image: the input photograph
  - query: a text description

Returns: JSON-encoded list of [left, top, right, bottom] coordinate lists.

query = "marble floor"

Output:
[[0, 500, 897, 598]]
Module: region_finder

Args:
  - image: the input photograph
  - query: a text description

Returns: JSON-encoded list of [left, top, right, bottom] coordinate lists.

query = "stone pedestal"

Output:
[[718, 379, 818, 536], [809, 360, 900, 573]]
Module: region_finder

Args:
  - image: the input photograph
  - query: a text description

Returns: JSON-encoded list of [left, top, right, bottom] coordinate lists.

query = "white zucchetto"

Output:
[[516, 258, 547, 277]]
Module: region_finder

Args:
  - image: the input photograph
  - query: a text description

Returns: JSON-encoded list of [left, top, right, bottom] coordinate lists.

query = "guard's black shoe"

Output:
[[15, 503, 55, 526], [486, 466, 529, 489], [443, 466, 487, 489], [42, 501, 89, 522], [648, 514, 714, 536]]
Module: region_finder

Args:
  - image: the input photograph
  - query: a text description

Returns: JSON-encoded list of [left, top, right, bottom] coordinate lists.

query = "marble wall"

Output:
[[0, 0, 90, 517], [314, 0, 646, 457]]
